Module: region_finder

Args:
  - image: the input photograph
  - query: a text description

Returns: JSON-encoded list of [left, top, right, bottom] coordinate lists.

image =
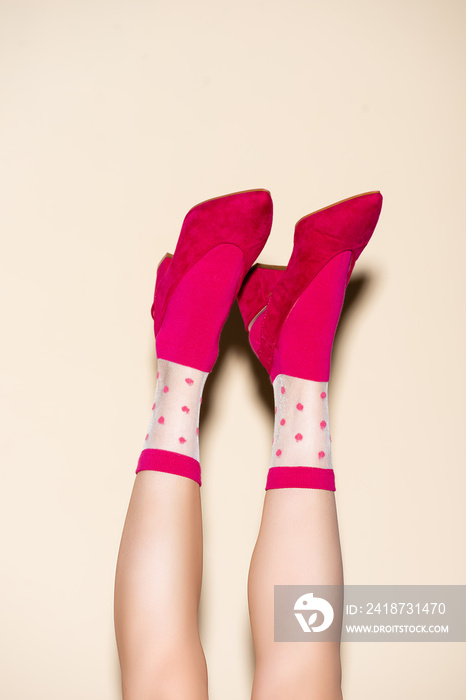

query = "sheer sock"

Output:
[[135, 359, 208, 486], [266, 374, 336, 491]]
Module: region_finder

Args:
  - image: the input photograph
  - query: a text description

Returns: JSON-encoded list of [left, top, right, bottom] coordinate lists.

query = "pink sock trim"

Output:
[[136, 448, 201, 486], [265, 466, 335, 491]]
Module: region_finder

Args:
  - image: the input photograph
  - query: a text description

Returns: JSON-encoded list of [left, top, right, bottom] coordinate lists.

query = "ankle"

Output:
[[142, 360, 207, 460], [271, 375, 332, 470]]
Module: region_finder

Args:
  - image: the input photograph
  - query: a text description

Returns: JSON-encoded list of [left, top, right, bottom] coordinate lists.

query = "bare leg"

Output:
[[248, 376, 344, 700], [114, 471, 208, 700]]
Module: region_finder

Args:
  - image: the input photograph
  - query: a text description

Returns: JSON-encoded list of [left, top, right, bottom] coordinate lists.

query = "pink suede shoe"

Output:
[[152, 189, 273, 372], [237, 191, 383, 382]]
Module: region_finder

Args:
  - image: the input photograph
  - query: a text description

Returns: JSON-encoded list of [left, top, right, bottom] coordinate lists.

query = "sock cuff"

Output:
[[136, 448, 201, 486], [265, 466, 336, 491]]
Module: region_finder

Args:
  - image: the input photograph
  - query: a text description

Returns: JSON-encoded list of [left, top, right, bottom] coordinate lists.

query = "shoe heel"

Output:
[[237, 264, 284, 331], [151, 254, 172, 321]]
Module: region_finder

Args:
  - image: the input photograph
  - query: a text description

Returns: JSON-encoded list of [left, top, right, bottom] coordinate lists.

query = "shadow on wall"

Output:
[[200, 300, 273, 424]]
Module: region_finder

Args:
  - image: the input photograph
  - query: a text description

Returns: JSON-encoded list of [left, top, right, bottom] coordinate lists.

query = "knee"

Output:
[[120, 640, 208, 700], [252, 649, 342, 700]]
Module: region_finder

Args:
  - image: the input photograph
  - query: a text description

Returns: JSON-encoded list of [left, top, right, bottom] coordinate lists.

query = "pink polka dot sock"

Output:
[[267, 374, 335, 491], [135, 359, 208, 485]]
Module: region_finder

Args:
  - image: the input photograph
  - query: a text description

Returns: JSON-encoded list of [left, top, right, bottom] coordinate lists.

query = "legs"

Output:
[[114, 189, 381, 699], [248, 490, 343, 700], [248, 376, 344, 700], [114, 360, 209, 700], [114, 471, 208, 700]]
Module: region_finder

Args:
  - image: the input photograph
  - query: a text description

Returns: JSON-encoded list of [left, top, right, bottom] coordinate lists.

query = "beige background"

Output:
[[1, 1, 465, 698]]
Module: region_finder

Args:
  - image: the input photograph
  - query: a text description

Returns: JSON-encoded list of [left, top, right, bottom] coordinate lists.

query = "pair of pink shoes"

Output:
[[152, 188, 383, 382]]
